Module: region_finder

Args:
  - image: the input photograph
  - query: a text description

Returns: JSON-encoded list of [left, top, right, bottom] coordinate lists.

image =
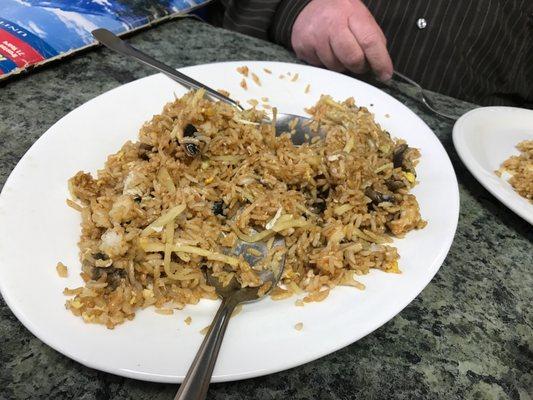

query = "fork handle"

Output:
[[174, 298, 236, 400], [91, 28, 243, 109], [392, 70, 456, 121]]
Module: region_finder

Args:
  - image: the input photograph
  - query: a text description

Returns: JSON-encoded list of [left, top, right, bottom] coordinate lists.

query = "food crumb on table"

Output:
[[294, 322, 303, 331], [263, 68, 272, 74], [184, 316, 192, 325], [240, 78, 247, 90]]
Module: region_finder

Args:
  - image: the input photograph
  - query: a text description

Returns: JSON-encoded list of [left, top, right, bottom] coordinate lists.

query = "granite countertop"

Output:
[[0, 18, 531, 400]]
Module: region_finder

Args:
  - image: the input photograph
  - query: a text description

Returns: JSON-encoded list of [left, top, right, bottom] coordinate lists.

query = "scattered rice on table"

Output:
[[62, 89, 425, 328], [495, 140, 533, 201]]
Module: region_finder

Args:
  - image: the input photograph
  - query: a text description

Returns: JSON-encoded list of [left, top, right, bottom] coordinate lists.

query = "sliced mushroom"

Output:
[[365, 188, 394, 205], [91, 266, 126, 290], [393, 144, 408, 168], [184, 142, 201, 157], [183, 124, 198, 137], [311, 181, 330, 214], [138, 143, 153, 161], [386, 180, 406, 191], [393, 143, 417, 174], [93, 252, 108, 261], [181, 124, 201, 157], [212, 200, 225, 216], [312, 199, 327, 214]]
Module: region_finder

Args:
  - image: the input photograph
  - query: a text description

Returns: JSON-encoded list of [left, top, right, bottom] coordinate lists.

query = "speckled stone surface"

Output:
[[0, 19, 531, 400]]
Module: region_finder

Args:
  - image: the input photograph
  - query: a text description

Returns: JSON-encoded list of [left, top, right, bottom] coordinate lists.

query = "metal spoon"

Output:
[[174, 235, 286, 400], [91, 29, 314, 144]]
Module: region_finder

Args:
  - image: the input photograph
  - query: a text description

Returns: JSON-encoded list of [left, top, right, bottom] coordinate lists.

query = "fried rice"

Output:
[[496, 140, 533, 201], [64, 90, 426, 328]]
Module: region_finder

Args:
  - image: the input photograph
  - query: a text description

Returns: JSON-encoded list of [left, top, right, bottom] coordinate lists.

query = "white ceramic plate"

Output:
[[453, 107, 533, 224], [0, 61, 459, 383]]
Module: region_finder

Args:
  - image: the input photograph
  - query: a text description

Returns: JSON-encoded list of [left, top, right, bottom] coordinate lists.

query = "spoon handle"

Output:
[[91, 28, 243, 109], [174, 298, 236, 400]]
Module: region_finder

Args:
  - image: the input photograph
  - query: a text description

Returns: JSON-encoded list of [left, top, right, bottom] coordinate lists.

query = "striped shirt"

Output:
[[208, 0, 533, 107]]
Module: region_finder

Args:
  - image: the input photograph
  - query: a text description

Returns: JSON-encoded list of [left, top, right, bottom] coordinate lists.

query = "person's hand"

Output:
[[291, 0, 393, 81]]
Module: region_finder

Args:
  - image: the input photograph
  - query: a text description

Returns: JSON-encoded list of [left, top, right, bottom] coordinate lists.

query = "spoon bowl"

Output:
[[174, 234, 286, 400], [207, 235, 286, 304]]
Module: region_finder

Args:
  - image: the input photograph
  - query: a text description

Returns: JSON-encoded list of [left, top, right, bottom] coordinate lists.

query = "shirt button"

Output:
[[416, 18, 427, 29]]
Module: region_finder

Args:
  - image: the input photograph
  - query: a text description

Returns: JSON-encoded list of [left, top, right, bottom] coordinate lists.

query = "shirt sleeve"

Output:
[[269, 0, 312, 49], [219, 0, 312, 49]]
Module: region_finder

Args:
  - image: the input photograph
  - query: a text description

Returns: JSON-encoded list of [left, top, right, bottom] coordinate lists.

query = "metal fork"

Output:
[[391, 70, 457, 121]]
